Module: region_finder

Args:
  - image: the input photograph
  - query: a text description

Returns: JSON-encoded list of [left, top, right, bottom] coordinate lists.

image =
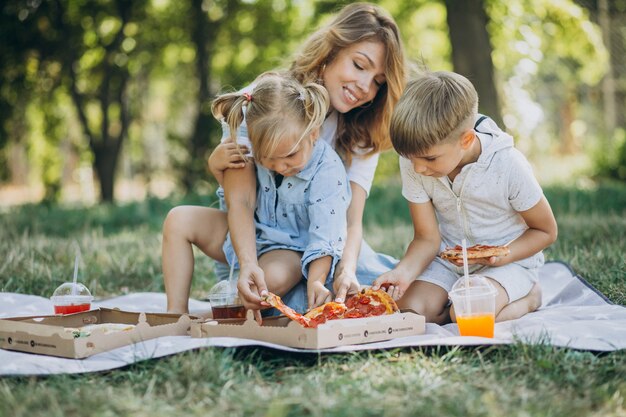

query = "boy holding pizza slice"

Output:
[[372, 71, 558, 324]]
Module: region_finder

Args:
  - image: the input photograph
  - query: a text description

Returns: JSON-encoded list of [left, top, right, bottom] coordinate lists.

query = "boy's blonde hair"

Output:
[[211, 73, 329, 161], [289, 3, 406, 164], [390, 71, 478, 157]]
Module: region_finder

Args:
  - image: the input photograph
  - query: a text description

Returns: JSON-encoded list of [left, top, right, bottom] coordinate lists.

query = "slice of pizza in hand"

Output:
[[263, 292, 312, 328], [439, 244, 511, 261]]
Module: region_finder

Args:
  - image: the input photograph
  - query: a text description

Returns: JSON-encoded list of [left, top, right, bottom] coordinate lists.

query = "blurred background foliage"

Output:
[[0, 0, 625, 205]]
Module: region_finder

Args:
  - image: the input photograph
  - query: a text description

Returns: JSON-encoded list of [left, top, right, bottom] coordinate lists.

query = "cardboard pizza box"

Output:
[[190, 310, 425, 349], [0, 308, 195, 359]]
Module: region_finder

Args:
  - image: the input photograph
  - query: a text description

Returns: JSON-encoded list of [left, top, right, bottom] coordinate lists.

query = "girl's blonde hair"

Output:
[[211, 73, 329, 161], [289, 2, 406, 164]]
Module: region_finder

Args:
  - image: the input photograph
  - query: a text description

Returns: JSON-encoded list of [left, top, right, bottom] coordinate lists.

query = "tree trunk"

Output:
[[444, 0, 503, 127], [182, 0, 217, 192]]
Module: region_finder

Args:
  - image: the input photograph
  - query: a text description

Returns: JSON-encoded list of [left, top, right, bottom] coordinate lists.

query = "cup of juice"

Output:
[[448, 275, 497, 338], [51, 282, 94, 315], [207, 280, 246, 319]]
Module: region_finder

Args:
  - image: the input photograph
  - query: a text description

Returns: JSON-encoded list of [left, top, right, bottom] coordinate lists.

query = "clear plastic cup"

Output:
[[207, 280, 246, 319], [449, 275, 497, 338], [51, 282, 93, 315]]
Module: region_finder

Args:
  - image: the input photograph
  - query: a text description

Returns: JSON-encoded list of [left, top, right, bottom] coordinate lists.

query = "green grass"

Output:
[[0, 181, 625, 417]]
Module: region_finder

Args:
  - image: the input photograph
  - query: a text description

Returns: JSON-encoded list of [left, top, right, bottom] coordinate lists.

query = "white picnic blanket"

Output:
[[1, 261, 624, 376]]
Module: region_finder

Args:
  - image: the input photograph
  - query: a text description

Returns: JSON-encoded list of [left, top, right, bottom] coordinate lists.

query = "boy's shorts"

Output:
[[418, 256, 539, 303]]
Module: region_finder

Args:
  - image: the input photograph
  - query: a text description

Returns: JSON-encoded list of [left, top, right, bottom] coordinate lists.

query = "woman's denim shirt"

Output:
[[222, 135, 351, 282]]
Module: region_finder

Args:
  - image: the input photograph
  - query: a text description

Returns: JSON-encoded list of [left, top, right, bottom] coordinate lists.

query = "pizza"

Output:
[[263, 288, 399, 328], [64, 323, 136, 338], [440, 244, 510, 262]]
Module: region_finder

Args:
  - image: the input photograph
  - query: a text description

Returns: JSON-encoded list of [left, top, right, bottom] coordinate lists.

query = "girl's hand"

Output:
[[208, 143, 249, 183], [307, 281, 332, 310], [237, 263, 269, 311], [371, 270, 413, 301], [332, 264, 360, 303]]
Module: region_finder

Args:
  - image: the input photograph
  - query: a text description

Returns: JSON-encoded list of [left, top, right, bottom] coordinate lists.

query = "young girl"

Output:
[[163, 3, 406, 313], [211, 74, 350, 312]]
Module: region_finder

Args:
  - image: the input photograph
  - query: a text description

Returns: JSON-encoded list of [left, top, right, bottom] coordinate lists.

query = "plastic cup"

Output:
[[207, 280, 246, 319], [51, 282, 94, 315], [448, 275, 497, 338]]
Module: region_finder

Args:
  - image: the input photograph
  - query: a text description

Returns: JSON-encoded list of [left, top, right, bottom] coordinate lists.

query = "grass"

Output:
[[0, 180, 625, 417]]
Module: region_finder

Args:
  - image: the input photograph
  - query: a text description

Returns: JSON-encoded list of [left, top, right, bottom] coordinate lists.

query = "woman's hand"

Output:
[[332, 263, 360, 303], [208, 142, 249, 185], [307, 281, 332, 310]]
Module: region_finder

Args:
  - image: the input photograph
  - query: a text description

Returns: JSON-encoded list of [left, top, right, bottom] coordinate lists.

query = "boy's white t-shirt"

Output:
[[399, 116, 545, 269]]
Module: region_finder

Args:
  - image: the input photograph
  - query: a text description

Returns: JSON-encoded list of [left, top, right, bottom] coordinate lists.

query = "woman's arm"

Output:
[[332, 182, 366, 302]]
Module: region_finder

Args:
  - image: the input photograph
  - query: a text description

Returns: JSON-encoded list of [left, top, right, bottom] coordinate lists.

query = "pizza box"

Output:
[[190, 310, 425, 350], [0, 308, 195, 359]]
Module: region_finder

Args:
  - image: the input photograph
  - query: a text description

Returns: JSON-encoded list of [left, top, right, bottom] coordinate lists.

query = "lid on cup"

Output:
[[50, 282, 93, 305], [449, 275, 496, 296]]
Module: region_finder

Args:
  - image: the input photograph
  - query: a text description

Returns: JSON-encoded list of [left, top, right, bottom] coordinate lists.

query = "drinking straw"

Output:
[[228, 254, 237, 295], [461, 239, 471, 314], [72, 242, 81, 296]]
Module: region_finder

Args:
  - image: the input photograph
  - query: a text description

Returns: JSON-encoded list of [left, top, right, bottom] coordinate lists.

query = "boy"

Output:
[[373, 71, 558, 324]]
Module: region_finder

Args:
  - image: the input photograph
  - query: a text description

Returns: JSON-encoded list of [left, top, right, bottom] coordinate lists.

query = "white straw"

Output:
[[72, 242, 81, 295], [461, 239, 471, 314], [228, 254, 237, 294]]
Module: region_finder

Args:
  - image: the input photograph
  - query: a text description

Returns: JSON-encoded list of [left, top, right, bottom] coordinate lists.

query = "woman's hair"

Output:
[[390, 71, 478, 157], [289, 2, 406, 164], [211, 73, 329, 161]]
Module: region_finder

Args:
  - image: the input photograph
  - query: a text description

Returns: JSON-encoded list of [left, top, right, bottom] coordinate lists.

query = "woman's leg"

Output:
[[162, 206, 229, 313]]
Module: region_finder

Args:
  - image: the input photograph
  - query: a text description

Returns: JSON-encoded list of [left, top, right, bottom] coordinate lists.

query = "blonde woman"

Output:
[[163, 3, 407, 313]]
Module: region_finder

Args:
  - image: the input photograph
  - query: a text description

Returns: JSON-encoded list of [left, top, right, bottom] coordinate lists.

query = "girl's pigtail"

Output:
[[301, 82, 329, 134], [211, 93, 248, 143]]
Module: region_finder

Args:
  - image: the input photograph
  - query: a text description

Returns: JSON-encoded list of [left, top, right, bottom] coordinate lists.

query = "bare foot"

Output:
[[495, 283, 542, 322]]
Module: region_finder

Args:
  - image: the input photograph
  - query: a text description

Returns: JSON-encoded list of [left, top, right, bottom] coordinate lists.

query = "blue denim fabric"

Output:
[[222, 140, 351, 283]]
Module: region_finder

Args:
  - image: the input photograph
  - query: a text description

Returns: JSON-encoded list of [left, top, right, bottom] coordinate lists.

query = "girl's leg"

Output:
[[257, 249, 303, 295], [398, 281, 451, 324], [162, 206, 229, 313]]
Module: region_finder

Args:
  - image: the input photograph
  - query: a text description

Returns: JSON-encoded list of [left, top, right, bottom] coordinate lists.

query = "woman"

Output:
[[163, 2, 407, 313]]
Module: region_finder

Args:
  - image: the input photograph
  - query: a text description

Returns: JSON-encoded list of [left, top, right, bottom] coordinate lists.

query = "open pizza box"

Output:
[[190, 310, 426, 349], [0, 308, 196, 359]]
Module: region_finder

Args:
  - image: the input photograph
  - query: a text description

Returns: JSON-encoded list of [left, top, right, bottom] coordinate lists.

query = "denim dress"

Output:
[[215, 119, 398, 313], [222, 140, 351, 286]]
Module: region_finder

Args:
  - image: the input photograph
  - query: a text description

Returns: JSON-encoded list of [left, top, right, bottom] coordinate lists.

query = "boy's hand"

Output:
[[332, 264, 360, 303], [372, 270, 413, 301], [447, 256, 500, 267], [307, 281, 332, 310]]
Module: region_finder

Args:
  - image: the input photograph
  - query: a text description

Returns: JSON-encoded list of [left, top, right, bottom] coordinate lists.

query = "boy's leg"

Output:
[[398, 281, 451, 325], [258, 249, 303, 296], [475, 263, 541, 322], [494, 282, 542, 322], [162, 206, 229, 313]]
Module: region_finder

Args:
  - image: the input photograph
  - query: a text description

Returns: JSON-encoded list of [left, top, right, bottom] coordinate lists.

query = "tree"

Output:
[[444, 0, 503, 126]]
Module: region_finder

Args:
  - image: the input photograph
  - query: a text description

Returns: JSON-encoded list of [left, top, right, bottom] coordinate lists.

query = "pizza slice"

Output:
[[263, 292, 312, 327], [440, 244, 510, 262], [304, 302, 347, 328]]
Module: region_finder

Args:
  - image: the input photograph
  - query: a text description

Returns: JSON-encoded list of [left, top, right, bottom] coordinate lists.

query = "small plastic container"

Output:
[[449, 275, 497, 338], [207, 280, 246, 319], [51, 282, 94, 315]]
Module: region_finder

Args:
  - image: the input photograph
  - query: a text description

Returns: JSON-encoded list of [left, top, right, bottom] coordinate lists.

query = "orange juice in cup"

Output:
[[51, 282, 93, 315], [449, 275, 497, 338]]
